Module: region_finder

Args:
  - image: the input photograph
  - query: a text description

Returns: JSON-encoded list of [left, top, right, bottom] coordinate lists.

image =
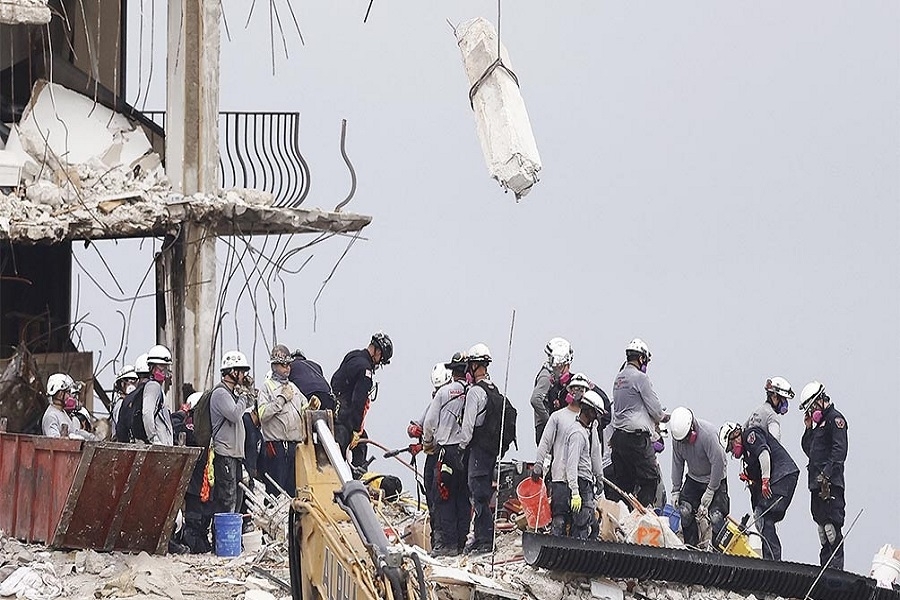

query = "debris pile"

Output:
[[0, 0, 50, 26]]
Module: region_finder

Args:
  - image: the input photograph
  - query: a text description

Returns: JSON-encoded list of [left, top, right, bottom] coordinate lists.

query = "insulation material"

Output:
[[456, 17, 541, 200]]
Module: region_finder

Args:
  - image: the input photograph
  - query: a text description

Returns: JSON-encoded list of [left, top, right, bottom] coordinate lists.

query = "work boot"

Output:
[[431, 545, 460, 558], [464, 541, 493, 555]]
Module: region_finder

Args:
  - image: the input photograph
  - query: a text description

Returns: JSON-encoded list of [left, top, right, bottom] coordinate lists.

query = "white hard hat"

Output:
[[221, 350, 251, 372], [626, 338, 651, 359], [466, 343, 492, 364], [431, 363, 451, 389], [799, 380, 825, 412], [567, 372, 591, 391], [545, 337, 573, 368], [186, 391, 203, 410], [718, 421, 741, 450], [765, 376, 794, 399], [134, 354, 150, 376], [147, 344, 173, 366], [580, 390, 606, 414], [115, 364, 138, 383], [47, 373, 74, 397], [670, 407, 694, 441]]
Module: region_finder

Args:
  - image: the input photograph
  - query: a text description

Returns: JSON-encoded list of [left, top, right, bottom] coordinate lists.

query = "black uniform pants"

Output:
[[258, 440, 298, 498], [467, 446, 496, 548], [432, 445, 469, 553], [610, 429, 660, 508], [212, 454, 242, 515], [334, 423, 369, 474], [677, 476, 729, 547], [811, 486, 846, 569], [751, 471, 797, 561], [550, 479, 596, 539], [181, 494, 213, 554]]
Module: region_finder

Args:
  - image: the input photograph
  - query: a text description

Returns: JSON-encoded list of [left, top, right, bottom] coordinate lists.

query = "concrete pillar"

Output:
[[164, 0, 221, 401]]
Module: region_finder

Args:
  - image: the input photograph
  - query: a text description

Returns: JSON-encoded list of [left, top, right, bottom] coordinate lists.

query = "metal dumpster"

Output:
[[0, 432, 200, 554]]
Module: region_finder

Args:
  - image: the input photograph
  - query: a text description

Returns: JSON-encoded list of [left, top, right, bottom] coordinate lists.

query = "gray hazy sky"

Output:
[[72, 1, 898, 573]]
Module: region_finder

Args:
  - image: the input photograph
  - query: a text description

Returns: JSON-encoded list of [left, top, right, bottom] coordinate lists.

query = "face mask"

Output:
[[732, 443, 744, 458], [565, 392, 575, 405], [811, 409, 823, 424], [272, 370, 288, 383], [687, 430, 698, 444], [558, 371, 571, 387], [64, 396, 77, 412], [777, 398, 789, 415], [124, 383, 136, 395], [639, 360, 648, 373], [152, 369, 167, 383]]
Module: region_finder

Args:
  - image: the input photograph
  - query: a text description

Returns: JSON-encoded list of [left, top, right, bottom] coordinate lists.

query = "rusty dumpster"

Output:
[[0, 432, 200, 554]]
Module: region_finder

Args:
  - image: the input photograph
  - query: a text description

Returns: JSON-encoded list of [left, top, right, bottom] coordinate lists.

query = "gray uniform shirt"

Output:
[[564, 422, 603, 495], [611, 364, 665, 433], [258, 375, 307, 442], [535, 407, 578, 482], [530, 365, 553, 432], [42, 404, 75, 438], [423, 380, 467, 446], [745, 402, 781, 441], [459, 379, 489, 450], [671, 419, 727, 493], [142, 381, 173, 446], [211, 385, 248, 458]]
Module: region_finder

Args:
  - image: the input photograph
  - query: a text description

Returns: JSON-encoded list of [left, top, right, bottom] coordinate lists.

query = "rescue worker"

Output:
[[332, 332, 393, 469], [258, 344, 310, 497], [142, 345, 174, 446], [134, 353, 150, 382], [289, 349, 335, 411], [415, 361, 453, 544], [719, 421, 799, 561], [746, 377, 794, 441], [559, 390, 605, 539], [530, 337, 574, 445], [210, 350, 253, 515], [41, 373, 79, 438], [110, 364, 138, 432], [459, 343, 497, 554], [179, 391, 213, 553], [422, 353, 469, 556], [799, 381, 848, 570], [532, 373, 586, 489], [669, 407, 729, 547], [610, 338, 669, 508]]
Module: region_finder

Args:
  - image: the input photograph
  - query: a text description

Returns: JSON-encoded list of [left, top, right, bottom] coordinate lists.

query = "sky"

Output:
[[69, 1, 900, 573]]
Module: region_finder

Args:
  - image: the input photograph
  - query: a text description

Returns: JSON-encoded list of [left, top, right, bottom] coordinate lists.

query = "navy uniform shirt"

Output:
[[801, 404, 848, 491], [331, 349, 375, 433], [741, 426, 799, 498], [289, 357, 335, 410]]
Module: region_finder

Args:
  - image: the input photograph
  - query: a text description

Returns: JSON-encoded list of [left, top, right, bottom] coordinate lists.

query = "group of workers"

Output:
[[522, 337, 849, 569]]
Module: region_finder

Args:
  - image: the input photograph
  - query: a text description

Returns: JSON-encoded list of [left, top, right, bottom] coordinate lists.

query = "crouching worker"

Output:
[[669, 407, 729, 548], [719, 421, 799, 560], [555, 390, 605, 539]]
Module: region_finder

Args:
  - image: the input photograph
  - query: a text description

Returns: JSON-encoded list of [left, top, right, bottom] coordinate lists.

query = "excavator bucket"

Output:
[[522, 533, 900, 600]]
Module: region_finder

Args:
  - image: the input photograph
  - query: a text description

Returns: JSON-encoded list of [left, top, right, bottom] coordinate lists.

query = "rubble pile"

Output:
[[0, 0, 51, 26]]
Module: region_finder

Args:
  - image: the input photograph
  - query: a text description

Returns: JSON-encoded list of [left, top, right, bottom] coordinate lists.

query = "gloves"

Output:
[[309, 395, 321, 410], [739, 471, 752, 484], [570, 494, 583, 513], [531, 462, 543, 482], [817, 473, 832, 500], [652, 438, 665, 453], [349, 431, 361, 450], [407, 422, 423, 439], [670, 490, 680, 506], [700, 487, 715, 510], [409, 443, 423, 456], [761, 477, 772, 499]]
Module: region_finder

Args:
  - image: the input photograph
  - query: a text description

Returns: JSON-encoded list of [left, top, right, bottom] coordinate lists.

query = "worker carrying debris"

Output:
[[422, 353, 469, 556], [331, 332, 393, 470], [609, 338, 670, 508], [258, 344, 311, 498], [557, 389, 605, 539], [670, 407, 729, 548], [746, 377, 794, 441], [800, 380, 849, 570], [719, 420, 799, 560]]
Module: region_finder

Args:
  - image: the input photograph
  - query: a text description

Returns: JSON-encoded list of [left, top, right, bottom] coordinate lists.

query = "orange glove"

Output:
[[761, 477, 772, 499]]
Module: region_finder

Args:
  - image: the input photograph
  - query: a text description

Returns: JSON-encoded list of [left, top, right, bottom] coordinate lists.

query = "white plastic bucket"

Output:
[[870, 552, 900, 589], [242, 529, 263, 554]]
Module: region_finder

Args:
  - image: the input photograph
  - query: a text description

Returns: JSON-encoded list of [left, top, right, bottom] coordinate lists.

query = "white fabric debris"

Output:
[[0, 563, 62, 599], [0, 0, 50, 25], [455, 17, 542, 200], [870, 544, 900, 589]]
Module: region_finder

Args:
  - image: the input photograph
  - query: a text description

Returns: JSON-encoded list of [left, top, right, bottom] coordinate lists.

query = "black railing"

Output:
[[142, 111, 311, 208]]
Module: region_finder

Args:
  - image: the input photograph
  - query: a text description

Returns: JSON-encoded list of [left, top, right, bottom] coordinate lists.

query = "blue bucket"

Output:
[[214, 512, 243, 557], [655, 504, 681, 533]]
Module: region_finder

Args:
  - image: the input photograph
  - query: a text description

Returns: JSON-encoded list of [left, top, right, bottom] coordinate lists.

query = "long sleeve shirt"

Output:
[[611, 364, 666, 433], [331, 349, 375, 433], [423, 380, 467, 446], [801, 404, 848, 490], [671, 419, 726, 493], [741, 426, 799, 495], [257, 375, 308, 442], [459, 380, 489, 450], [564, 422, 603, 495], [141, 380, 173, 446], [535, 406, 578, 482], [530, 365, 553, 443], [42, 404, 75, 438], [745, 402, 781, 441], [210, 385, 248, 458]]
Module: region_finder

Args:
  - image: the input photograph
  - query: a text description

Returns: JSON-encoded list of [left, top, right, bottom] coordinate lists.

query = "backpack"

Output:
[[115, 381, 148, 442], [192, 383, 226, 449], [473, 380, 517, 458]]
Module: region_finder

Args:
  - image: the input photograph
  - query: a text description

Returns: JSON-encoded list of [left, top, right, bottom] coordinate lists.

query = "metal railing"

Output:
[[142, 111, 311, 208]]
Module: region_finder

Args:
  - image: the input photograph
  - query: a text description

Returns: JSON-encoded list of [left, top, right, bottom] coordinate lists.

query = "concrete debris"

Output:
[[870, 544, 900, 589], [0, 0, 50, 25], [0, 563, 62, 599], [455, 17, 542, 200]]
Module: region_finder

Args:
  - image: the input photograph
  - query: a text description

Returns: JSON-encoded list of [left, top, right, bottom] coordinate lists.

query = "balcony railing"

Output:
[[142, 111, 311, 208]]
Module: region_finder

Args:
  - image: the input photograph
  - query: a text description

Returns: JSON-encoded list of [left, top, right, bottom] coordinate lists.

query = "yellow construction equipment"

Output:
[[715, 515, 761, 559]]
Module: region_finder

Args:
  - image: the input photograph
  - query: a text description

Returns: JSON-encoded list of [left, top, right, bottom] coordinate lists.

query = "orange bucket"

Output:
[[516, 478, 551, 529]]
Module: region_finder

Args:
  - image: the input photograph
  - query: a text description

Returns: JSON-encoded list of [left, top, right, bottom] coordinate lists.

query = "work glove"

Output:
[[761, 477, 772, 499], [407, 422, 423, 439], [670, 490, 680, 506], [816, 473, 832, 500], [652, 438, 665, 453], [700, 487, 715, 510], [531, 462, 543, 482], [570, 494, 583, 513], [409, 443, 423, 456], [739, 471, 753, 485], [349, 431, 361, 450], [309, 395, 321, 410]]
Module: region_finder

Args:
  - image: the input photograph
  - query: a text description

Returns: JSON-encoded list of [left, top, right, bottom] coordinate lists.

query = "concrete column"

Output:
[[164, 0, 221, 400]]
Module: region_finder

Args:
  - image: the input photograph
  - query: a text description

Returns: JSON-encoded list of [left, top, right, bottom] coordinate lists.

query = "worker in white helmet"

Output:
[[141, 344, 175, 446], [530, 337, 574, 445], [745, 377, 794, 441], [211, 350, 255, 515]]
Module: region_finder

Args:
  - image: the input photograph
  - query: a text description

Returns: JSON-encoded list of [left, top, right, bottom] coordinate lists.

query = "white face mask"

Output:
[[124, 383, 136, 395]]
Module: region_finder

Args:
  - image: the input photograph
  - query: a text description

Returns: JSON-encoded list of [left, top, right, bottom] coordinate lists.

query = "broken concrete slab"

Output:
[[0, 0, 50, 25], [455, 17, 542, 200]]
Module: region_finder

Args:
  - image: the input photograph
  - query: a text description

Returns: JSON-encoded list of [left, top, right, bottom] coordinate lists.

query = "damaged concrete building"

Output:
[[0, 0, 370, 428]]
